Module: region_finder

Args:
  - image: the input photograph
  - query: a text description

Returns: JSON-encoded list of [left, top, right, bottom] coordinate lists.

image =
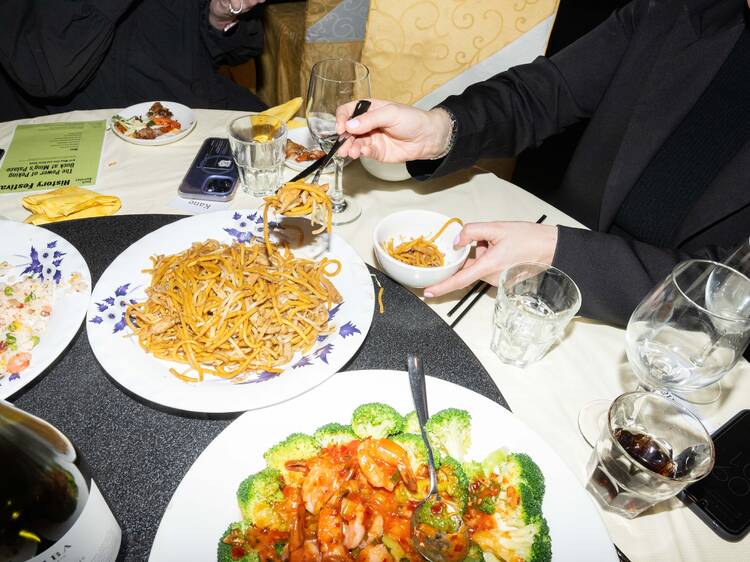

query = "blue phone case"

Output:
[[178, 137, 239, 201]]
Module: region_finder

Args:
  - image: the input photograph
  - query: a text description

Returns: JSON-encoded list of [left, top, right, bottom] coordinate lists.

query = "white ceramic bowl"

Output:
[[373, 210, 469, 288], [360, 157, 411, 182]]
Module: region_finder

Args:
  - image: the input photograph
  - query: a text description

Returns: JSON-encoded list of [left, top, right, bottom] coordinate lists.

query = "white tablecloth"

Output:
[[1, 109, 748, 561]]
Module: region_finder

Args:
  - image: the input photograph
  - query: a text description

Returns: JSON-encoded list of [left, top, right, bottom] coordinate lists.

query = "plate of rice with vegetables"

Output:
[[0, 222, 91, 398], [151, 370, 617, 562]]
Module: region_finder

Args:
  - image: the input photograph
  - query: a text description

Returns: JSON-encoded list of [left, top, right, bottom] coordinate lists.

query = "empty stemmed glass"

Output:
[[578, 259, 750, 446], [306, 58, 371, 225], [723, 236, 750, 276], [626, 259, 750, 396]]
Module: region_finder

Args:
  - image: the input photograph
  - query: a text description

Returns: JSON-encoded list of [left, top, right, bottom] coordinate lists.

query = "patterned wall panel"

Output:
[[306, 0, 371, 42], [361, 0, 559, 103]]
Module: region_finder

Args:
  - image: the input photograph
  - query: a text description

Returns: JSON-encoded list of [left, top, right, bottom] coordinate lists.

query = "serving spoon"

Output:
[[407, 354, 469, 562]]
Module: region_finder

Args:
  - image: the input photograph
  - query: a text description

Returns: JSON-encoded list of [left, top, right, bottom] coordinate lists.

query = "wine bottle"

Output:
[[0, 400, 121, 562]]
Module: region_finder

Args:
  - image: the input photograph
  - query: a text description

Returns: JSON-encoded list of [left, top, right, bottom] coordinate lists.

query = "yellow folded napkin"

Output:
[[22, 186, 121, 225], [260, 97, 306, 129]]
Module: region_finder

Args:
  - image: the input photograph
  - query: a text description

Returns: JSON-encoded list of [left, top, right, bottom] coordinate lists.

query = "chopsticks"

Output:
[[448, 214, 547, 329], [615, 545, 631, 562], [288, 100, 371, 183]]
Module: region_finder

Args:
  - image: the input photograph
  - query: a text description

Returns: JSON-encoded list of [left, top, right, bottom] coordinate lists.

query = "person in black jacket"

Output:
[[336, 0, 750, 327], [0, 0, 267, 121]]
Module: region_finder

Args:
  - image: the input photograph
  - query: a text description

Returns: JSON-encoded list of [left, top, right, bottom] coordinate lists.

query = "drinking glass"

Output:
[[586, 391, 714, 519], [626, 259, 750, 395], [306, 58, 371, 225], [578, 259, 750, 446], [722, 236, 750, 276], [228, 114, 287, 197], [490, 262, 581, 368]]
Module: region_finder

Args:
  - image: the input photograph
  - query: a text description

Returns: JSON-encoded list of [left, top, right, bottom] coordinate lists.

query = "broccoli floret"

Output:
[[464, 542, 486, 562], [351, 402, 404, 438], [511, 482, 543, 525], [313, 422, 358, 447], [481, 449, 508, 477], [403, 410, 420, 434], [462, 460, 484, 481], [484, 452, 545, 527], [437, 456, 469, 513], [499, 453, 546, 511], [477, 496, 496, 514], [474, 515, 551, 562], [528, 517, 552, 562], [467, 470, 501, 515], [236, 468, 287, 530], [263, 433, 320, 486], [217, 521, 260, 562], [475, 452, 550, 562], [425, 408, 471, 461], [390, 433, 441, 474]]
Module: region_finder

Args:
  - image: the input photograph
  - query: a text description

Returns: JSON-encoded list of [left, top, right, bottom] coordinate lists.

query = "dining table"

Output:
[[0, 108, 748, 562]]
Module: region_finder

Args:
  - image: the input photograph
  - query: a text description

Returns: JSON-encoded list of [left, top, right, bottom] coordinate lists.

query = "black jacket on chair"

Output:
[[408, 0, 750, 327]]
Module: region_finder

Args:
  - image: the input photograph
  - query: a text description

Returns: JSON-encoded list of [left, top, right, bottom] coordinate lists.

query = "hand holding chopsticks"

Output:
[[445, 214, 548, 328], [289, 99, 371, 184]]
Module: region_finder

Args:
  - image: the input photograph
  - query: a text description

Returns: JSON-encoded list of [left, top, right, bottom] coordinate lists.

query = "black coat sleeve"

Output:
[[407, 0, 644, 178], [0, 0, 136, 99], [404, 0, 742, 327], [551, 226, 737, 327]]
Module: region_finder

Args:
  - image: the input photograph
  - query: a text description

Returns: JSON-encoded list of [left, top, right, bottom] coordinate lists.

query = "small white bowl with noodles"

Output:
[[373, 210, 469, 289]]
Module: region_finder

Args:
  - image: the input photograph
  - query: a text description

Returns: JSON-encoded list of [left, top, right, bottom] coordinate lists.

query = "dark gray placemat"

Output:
[[11, 214, 507, 561]]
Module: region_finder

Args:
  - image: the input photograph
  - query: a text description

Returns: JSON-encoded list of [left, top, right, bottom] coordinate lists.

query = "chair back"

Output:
[[361, 0, 559, 108]]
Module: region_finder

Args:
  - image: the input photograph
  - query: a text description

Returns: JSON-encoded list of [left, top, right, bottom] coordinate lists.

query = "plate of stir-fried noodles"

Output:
[[150, 371, 617, 562], [86, 210, 374, 413]]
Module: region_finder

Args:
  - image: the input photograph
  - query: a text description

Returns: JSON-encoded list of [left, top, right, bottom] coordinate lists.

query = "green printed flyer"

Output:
[[0, 121, 106, 193]]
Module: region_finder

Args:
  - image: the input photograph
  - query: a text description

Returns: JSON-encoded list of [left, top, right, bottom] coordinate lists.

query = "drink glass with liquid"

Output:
[[586, 391, 715, 519], [228, 114, 287, 198], [626, 259, 750, 395], [490, 262, 581, 367]]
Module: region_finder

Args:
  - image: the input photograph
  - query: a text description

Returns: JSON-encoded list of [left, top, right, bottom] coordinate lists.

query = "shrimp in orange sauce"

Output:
[[356, 438, 417, 493]]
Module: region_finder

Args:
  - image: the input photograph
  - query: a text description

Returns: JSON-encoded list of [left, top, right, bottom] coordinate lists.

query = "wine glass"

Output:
[[306, 58, 371, 225], [722, 236, 750, 276], [626, 259, 750, 395], [578, 259, 750, 446]]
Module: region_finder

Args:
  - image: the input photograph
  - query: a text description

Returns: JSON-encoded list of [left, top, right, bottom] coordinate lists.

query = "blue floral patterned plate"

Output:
[[86, 210, 374, 413], [0, 221, 91, 399]]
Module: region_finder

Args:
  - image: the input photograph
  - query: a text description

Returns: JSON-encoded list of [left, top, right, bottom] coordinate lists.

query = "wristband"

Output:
[[431, 107, 457, 160]]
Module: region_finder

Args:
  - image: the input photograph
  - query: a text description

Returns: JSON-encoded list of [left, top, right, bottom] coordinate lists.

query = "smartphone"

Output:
[[178, 137, 239, 201], [679, 409, 750, 541]]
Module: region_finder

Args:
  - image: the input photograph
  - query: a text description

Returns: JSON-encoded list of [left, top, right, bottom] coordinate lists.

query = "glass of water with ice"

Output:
[[228, 114, 287, 197], [490, 262, 581, 367]]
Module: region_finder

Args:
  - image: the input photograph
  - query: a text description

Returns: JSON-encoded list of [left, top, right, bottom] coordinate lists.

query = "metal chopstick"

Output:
[[449, 282, 491, 328], [290, 99, 371, 183], [446, 280, 484, 317]]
